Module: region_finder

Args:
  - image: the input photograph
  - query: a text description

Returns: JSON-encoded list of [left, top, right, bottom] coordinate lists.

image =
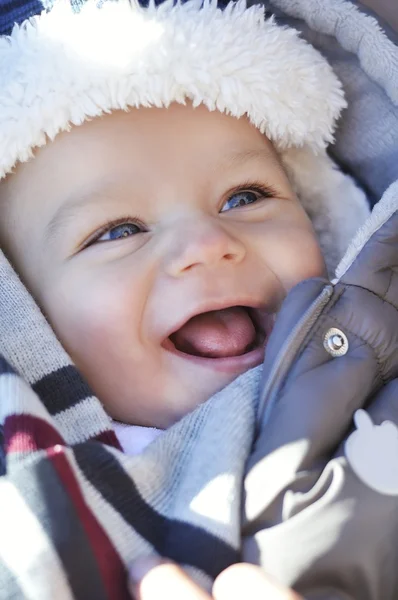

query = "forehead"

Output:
[[2, 103, 282, 232], [8, 102, 277, 179]]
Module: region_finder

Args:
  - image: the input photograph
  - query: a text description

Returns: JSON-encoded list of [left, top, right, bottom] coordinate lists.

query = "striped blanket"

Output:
[[0, 249, 262, 599]]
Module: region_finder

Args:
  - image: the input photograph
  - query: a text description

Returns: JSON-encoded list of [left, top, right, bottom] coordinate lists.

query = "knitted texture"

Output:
[[0, 249, 261, 598]]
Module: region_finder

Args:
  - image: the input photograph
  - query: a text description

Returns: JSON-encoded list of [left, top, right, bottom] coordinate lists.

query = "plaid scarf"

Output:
[[0, 249, 262, 599]]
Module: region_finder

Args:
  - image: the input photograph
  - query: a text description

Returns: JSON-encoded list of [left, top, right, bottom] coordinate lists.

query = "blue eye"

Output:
[[220, 190, 260, 213], [97, 222, 143, 242]]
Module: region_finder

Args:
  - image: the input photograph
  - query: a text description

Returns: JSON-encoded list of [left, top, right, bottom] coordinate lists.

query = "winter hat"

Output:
[[0, 0, 369, 271]]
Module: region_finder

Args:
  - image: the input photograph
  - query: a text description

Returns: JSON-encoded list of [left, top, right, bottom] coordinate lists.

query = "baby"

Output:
[[0, 103, 325, 432], [2, 2, 389, 599], [0, 0, 360, 441]]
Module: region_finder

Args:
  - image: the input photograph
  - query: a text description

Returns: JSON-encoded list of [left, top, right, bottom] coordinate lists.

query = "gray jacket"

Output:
[[244, 191, 398, 599]]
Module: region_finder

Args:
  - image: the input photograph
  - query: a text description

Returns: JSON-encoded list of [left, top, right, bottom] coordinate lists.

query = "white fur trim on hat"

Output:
[[0, 0, 346, 180]]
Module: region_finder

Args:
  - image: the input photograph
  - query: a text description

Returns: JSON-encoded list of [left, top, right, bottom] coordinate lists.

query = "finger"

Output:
[[213, 563, 302, 600], [129, 558, 211, 600]]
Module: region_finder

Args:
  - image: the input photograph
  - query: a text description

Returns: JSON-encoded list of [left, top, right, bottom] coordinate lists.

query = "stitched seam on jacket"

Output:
[[304, 285, 344, 349], [383, 268, 394, 303], [345, 282, 398, 311]]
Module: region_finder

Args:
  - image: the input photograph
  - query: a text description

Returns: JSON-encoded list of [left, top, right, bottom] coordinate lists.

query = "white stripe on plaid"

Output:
[[0, 372, 65, 431], [63, 447, 156, 567], [0, 480, 74, 600], [54, 397, 113, 445]]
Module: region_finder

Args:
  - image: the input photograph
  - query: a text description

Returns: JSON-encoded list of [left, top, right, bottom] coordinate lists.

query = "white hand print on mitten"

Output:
[[345, 409, 398, 496]]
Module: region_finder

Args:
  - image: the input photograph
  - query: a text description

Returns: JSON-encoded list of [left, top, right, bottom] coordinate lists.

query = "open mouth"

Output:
[[166, 306, 268, 360]]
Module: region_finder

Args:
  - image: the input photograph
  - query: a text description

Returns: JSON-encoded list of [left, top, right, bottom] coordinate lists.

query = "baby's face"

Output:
[[1, 104, 325, 428]]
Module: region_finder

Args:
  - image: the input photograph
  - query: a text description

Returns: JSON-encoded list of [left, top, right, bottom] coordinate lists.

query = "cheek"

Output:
[[41, 264, 147, 365], [250, 218, 326, 292], [281, 230, 326, 290]]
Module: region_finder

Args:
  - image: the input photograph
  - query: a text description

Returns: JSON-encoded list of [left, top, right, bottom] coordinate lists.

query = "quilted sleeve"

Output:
[[243, 186, 398, 600]]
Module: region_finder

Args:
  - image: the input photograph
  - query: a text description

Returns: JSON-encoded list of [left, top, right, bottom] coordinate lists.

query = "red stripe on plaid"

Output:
[[93, 429, 122, 450], [49, 446, 130, 600], [4, 414, 65, 454]]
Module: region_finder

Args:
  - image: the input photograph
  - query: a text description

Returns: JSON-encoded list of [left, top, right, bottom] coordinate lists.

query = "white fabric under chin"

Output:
[[113, 421, 163, 456]]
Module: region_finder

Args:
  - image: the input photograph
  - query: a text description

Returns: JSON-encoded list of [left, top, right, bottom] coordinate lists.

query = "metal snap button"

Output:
[[323, 327, 349, 357]]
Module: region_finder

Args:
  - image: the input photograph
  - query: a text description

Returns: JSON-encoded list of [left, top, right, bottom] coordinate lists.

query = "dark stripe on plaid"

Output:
[[0, 425, 5, 475], [0, 355, 17, 375], [32, 365, 93, 414], [74, 442, 240, 579], [4, 414, 65, 454], [10, 452, 121, 600], [50, 448, 130, 600], [0, 355, 15, 473], [94, 429, 123, 449], [32, 367, 120, 449]]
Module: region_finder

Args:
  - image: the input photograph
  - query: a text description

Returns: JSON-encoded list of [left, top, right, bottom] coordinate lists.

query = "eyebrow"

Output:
[[220, 147, 278, 170], [44, 148, 276, 243], [44, 183, 114, 244]]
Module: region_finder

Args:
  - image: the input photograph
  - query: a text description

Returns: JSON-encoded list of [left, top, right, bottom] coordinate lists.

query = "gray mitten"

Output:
[[242, 191, 398, 600]]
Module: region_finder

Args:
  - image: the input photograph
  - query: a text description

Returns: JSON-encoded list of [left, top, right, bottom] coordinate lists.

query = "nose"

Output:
[[164, 216, 246, 277]]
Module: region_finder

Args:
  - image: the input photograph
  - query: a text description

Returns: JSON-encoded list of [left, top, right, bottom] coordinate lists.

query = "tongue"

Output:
[[170, 307, 256, 358]]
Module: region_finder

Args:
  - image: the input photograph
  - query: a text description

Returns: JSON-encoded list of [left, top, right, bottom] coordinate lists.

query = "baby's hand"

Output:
[[129, 559, 303, 600]]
